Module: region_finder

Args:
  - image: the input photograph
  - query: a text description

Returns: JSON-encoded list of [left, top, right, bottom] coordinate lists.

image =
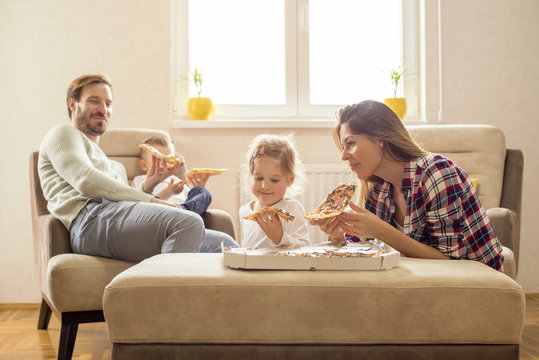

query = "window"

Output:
[[173, 0, 419, 120]]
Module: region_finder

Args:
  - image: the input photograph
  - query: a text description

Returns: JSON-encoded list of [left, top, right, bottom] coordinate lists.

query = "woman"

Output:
[[312, 100, 503, 270]]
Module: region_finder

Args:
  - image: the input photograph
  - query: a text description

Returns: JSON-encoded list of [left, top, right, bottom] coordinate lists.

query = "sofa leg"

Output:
[[58, 321, 78, 360], [37, 298, 52, 330], [56, 310, 105, 360]]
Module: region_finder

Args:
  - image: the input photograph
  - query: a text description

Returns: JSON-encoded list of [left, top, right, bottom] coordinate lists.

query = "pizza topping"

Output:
[[277, 248, 383, 258], [243, 207, 295, 222], [305, 183, 356, 219]]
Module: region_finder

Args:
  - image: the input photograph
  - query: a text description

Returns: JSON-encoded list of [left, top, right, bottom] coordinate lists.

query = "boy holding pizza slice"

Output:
[[133, 136, 212, 215]]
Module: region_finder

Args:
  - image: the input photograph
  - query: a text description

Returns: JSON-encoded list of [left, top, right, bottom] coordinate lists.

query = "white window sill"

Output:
[[173, 118, 426, 129]]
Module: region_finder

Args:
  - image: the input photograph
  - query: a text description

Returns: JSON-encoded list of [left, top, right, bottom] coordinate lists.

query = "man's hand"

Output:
[[150, 196, 180, 208]]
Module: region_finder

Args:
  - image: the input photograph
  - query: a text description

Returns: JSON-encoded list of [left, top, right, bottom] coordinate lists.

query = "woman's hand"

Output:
[[309, 217, 345, 245], [340, 203, 448, 260], [142, 156, 180, 194], [337, 202, 393, 239], [254, 211, 284, 245]]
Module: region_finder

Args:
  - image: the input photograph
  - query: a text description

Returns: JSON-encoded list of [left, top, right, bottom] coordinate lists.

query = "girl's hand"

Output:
[[337, 202, 393, 239], [187, 172, 210, 188], [143, 156, 179, 194], [254, 211, 284, 245], [309, 217, 345, 245], [156, 177, 186, 200]]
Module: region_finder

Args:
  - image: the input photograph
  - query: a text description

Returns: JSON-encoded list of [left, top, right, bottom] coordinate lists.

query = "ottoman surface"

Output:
[[103, 253, 524, 345]]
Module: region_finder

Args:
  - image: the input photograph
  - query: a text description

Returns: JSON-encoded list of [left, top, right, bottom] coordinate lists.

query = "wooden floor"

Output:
[[1, 295, 538, 359]]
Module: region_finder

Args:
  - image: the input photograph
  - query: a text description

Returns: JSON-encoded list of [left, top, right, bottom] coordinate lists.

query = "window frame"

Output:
[[172, 0, 421, 121]]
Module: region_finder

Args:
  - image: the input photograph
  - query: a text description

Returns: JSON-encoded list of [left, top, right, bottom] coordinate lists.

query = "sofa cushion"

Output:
[[104, 253, 524, 345], [47, 254, 134, 312], [407, 125, 505, 210]]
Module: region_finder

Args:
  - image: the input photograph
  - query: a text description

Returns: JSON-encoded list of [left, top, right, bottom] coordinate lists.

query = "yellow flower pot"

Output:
[[383, 98, 407, 120], [187, 97, 214, 120]]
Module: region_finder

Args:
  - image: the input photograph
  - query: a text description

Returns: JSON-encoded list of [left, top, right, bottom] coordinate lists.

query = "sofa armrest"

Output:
[[486, 207, 520, 269], [202, 209, 236, 240], [500, 149, 523, 218], [33, 214, 71, 294]]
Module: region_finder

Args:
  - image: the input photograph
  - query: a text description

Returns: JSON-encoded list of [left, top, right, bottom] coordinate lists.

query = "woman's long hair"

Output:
[[333, 100, 429, 205]]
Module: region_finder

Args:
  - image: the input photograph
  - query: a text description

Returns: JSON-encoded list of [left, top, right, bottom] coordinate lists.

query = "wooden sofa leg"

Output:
[[58, 321, 78, 360], [37, 298, 52, 330], [56, 310, 106, 360]]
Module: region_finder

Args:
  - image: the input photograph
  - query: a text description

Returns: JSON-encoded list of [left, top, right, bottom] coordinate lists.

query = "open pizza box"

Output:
[[223, 241, 400, 271]]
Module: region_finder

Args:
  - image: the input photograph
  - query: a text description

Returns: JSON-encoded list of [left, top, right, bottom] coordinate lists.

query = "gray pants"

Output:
[[70, 198, 237, 262]]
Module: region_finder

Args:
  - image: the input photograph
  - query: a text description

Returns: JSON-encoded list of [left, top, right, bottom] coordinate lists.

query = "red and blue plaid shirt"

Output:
[[347, 154, 503, 270]]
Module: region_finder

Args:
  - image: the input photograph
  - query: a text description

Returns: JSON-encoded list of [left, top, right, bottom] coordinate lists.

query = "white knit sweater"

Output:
[[38, 124, 153, 229]]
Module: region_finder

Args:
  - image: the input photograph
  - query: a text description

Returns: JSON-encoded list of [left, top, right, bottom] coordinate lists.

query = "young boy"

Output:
[[132, 136, 212, 215]]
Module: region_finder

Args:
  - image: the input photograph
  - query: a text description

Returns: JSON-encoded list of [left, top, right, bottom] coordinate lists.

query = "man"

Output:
[[38, 73, 237, 262]]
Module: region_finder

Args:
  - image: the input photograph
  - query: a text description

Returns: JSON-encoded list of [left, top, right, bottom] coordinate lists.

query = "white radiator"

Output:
[[239, 163, 356, 245]]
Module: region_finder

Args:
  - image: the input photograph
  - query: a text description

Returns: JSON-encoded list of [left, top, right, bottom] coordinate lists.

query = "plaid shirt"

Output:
[[347, 154, 503, 270]]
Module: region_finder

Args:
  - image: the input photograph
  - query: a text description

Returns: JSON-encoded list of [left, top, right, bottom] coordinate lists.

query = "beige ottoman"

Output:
[[103, 254, 525, 360]]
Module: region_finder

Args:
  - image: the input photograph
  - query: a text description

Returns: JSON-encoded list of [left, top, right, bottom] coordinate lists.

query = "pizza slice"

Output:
[[138, 144, 184, 165], [243, 207, 295, 223], [305, 183, 356, 219], [186, 168, 228, 176]]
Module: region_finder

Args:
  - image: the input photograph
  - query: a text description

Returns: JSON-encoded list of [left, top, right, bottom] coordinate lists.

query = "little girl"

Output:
[[239, 134, 310, 248]]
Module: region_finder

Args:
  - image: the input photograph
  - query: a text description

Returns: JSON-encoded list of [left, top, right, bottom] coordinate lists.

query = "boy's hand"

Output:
[[142, 156, 181, 194], [156, 178, 186, 200], [186, 172, 210, 188]]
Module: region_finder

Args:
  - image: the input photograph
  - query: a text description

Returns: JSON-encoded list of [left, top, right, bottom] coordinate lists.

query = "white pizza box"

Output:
[[223, 242, 400, 271]]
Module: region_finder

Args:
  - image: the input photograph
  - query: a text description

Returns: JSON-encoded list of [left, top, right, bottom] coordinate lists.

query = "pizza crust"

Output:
[[186, 168, 228, 176], [243, 207, 295, 223]]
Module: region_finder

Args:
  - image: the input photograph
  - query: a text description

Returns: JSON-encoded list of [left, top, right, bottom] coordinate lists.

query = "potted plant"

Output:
[[383, 65, 407, 120], [181, 67, 214, 120]]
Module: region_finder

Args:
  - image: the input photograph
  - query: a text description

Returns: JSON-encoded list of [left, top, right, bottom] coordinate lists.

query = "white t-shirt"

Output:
[[131, 174, 190, 204], [239, 197, 310, 248]]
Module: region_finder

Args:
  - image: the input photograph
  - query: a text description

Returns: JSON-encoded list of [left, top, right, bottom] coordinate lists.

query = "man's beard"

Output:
[[76, 111, 107, 137]]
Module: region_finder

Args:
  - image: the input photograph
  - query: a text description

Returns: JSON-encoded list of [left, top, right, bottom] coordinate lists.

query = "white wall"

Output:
[[0, 0, 172, 302], [1, 0, 537, 303], [439, 0, 539, 292]]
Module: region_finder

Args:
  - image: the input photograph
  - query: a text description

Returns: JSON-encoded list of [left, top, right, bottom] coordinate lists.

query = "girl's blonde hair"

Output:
[[242, 133, 306, 198], [333, 100, 430, 205]]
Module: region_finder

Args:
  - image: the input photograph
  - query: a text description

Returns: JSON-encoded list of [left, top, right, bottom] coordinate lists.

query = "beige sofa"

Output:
[[30, 128, 236, 360], [103, 124, 525, 360], [407, 124, 522, 278]]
